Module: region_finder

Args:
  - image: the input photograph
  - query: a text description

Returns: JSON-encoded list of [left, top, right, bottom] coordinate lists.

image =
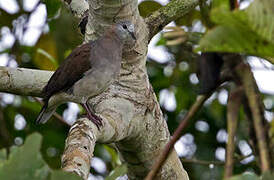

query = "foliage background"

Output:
[[0, 0, 273, 179]]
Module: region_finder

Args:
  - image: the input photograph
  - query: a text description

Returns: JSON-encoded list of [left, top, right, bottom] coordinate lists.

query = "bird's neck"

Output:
[[105, 28, 125, 45]]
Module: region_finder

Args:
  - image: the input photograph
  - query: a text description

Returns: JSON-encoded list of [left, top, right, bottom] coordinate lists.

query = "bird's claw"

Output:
[[81, 103, 103, 130], [86, 113, 103, 130]]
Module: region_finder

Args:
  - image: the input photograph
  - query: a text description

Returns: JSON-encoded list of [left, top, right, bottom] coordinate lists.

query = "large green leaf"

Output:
[[0, 133, 82, 180], [43, 0, 61, 19], [0, 133, 50, 180], [196, 0, 274, 60]]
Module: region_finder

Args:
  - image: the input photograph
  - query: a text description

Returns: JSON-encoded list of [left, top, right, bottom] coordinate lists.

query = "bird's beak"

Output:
[[130, 32, 136, 40]]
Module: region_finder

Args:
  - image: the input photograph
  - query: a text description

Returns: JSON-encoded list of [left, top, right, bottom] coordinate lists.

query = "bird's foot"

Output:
[[86, 112, 103, 130], [81, 103, 103, 130]]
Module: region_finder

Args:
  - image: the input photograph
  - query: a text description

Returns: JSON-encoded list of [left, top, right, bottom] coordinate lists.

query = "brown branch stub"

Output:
[[235, 63, 271, 172], [224, 86, 243, 178], [145, 0, 199, 40]]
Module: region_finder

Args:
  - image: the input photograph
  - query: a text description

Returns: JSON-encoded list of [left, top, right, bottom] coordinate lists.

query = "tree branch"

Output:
[[145, 94, 211, 180], [235, 63, 271, 172], [224, 86, 243, 178], [145, 0, 199, 40], [61, 117, 128, 179], [0, 67, 52, 97]]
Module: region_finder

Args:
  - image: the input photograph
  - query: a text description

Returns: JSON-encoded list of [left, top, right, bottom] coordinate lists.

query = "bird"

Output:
[[197, 52, 223, 94], [36, 21, 136, 128]]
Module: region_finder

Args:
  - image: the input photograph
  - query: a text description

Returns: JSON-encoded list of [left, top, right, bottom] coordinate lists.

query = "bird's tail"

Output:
[[36, 101, 56, 124]]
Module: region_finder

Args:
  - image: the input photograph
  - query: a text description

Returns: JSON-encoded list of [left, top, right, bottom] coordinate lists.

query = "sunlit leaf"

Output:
[[103, 145, 121, 166], [211, 0, 230, 11], [196, 0, 274, 60], [156, 33, 167, 46], [34, 34, 58, 70], [37, 48, 58, 68]]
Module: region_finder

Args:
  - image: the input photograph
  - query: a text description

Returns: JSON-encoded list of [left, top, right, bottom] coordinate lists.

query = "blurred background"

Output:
[[0, 0, 273, 179]]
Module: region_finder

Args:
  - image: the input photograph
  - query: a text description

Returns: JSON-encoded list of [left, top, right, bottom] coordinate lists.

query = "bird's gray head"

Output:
[[114, 21, 136, 45]]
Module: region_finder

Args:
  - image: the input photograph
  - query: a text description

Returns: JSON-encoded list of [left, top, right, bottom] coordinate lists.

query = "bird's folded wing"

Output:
[[42, 43, 92, 99]]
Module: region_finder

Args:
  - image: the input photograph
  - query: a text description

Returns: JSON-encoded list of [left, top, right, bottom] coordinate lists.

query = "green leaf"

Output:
[[138, 1, 162, 17], [175, 10, 201, 27], [156, 34, 167, 46], [105, 164, 127, 180], [262, 171, 274, 180], [196, 0, 274, 59], [50, 170, 82, 180], [0, 133, 50, 180], [43, 0, 61, 19], [34, 34, 58, 70], [0, 149, 7, 164], [228, 172, 259, 180], [103, 145, 121, 166], [37, 48, 58, 68], [211, 0, 230, 11]]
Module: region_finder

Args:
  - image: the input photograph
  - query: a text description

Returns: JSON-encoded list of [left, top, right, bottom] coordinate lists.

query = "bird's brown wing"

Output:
[[42, 42, 92, 100]]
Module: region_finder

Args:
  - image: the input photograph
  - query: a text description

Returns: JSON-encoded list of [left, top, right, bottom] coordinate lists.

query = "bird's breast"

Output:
[[71, 64, 119, 99]]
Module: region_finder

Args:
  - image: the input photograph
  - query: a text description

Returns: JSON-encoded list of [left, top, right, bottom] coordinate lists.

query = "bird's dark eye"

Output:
[[122, 24, 127, 29]]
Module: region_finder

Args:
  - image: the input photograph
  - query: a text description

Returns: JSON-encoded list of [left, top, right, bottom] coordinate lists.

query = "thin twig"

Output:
[[181, 153, 254, 166], [144, 76, 230, 180], [181, 158, 224, 166], [145, 0, 199, 40], [145, 94, 211, 180], [224, 87, 243, 178]]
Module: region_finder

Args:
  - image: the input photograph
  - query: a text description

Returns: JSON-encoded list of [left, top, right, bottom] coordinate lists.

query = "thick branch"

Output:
[[62, 116, 131, 179], [145, 0, 199, 40], [0, 66, 52, 97]]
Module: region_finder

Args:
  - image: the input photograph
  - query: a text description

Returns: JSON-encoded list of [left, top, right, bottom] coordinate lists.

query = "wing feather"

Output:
[[42, 42, 92, 100]]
